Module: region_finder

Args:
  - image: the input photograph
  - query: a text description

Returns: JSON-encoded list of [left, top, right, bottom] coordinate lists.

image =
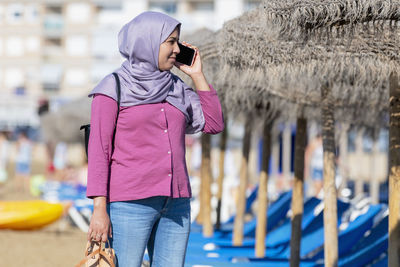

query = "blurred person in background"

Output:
[[53, 141, 68, 180], [14, 132, 32, 193], [305, 134, 324, 197], [86, 11, 224, 267], [0, 132, 10, 186]]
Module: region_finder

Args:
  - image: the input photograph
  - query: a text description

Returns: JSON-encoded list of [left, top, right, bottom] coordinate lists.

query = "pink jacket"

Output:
[[86, 86, 224, 202]]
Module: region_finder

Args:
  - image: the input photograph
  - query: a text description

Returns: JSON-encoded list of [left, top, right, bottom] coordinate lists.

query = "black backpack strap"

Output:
[[80, 73, 121, 159], [111, 72, 121, 154]]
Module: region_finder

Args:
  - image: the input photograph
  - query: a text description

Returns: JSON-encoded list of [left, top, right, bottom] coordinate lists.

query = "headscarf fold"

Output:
[[89, 11, 205, 134]]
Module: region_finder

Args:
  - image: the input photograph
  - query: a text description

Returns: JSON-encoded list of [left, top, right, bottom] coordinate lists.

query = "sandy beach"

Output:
[[0, 181, 87, 267]]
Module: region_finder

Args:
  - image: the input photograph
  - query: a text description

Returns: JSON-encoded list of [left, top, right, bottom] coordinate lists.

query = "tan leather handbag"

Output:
[[75, 240, 116, 267]]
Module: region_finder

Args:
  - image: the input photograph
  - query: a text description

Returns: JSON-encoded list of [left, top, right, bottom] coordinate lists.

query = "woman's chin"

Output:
[[159, 64, 174, 72]]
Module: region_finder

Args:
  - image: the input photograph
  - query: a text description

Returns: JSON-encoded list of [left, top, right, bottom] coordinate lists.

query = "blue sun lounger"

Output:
[[222, 190, 293, 239], [213, 199, 349, 249], [185, 199, 349, 259], [264, 196, 323, 248], [184, 254, 316, 267], [234, 203, 382, 265], [188, 190, 292, 247], [309, 204, 384, 260], [191, 186, 260, 233], [335, 213, 388, 267], [370, 254, 387, 267]]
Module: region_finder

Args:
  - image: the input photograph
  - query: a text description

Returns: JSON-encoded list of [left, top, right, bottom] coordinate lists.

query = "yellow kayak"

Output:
[[0, 200, 63, 230]]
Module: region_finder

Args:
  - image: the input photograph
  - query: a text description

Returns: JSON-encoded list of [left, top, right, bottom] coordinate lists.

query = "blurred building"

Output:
[[0, 0, 261, 130]]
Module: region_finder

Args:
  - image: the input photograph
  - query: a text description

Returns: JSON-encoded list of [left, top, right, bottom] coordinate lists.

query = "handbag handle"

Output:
[[75, 240, 115, 267]]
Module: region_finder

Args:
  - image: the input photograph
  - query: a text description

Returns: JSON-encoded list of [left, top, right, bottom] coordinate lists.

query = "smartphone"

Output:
[[176, 43, 196, 66]]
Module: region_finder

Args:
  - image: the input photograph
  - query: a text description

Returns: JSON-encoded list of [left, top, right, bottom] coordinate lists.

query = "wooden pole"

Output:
[[321, 85, 338, 267], [290, 117, 307, 267], [201, 133, 213, 237], [216, 126, 228, 230], [233, 119, 252, 246], [255, 120, 272, 257], [389, 71, 400, 266]]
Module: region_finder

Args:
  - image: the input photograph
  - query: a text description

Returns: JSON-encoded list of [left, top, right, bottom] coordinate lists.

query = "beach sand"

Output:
[[0, 181, 87, 267]]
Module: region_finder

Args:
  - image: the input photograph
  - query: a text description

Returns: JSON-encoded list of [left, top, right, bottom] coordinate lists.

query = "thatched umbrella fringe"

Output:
[[219, 62, 389, 129], [263, 0, 400, 32]]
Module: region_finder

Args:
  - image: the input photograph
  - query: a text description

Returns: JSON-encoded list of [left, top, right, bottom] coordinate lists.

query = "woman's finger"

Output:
[[92, 233, 102, 241], [109, 225, 113, 238], [101, 232, 108, 242], [181, 41, 197, 50], [96, 233, 102, 241], [87, 228, 93, 240]]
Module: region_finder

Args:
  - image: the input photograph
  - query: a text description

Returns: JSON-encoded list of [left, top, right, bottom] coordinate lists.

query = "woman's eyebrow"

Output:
[[168, 36, 178, 41]]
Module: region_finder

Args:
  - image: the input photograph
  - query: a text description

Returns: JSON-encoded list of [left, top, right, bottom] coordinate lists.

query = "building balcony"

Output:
[[43, 14, 64, 37]]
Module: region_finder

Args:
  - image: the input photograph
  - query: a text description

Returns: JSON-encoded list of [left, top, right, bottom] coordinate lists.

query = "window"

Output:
[[26, 36, 40, 53], [6, 36, 24, 57], [41, 64, 62, 92], [6, 4, 24, 24], [44, 14, 63, 32], [65, 68, 88, 87], [149, 2, 177, 14], [5, 68, 24, 89], [92, 33, 118, 59], [65, 35, 89, 56], [98, 3, 121, 12], [91, 64, 119, 84], [66, 3, 91, 24], [25, 4, 39, 24], [0, 5, 4, 24]]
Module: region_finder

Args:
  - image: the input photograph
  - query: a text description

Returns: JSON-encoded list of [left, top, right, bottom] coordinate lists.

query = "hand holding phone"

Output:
[[175, 42, 209, 91], [176, 42, 196, 66]]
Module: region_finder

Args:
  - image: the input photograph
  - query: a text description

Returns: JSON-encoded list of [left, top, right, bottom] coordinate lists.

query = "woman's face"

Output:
[[158, 27, 180, 71]]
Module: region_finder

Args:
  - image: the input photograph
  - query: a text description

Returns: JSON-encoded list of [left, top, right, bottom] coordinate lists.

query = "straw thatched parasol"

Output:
[[40, 98, 91, 145], [261, 1, 400, 265], [219, 0, 400, 264], [216, 30, 298, 256], [219, 8, 307, 259], [219, 7, 324, 260], [264, 0, 400, 36]]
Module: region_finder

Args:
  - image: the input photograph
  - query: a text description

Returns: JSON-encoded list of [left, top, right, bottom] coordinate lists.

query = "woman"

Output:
[[86, 11, 224, 267]]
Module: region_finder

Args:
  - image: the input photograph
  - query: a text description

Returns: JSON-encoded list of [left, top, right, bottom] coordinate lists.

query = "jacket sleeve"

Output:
[[197, 85, 225, 134], [86, 94, 118, 198]]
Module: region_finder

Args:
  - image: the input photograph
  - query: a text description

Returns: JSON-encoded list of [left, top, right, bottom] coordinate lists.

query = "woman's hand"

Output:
[[175, 41, 210, 92], [87, 196, 111, 242], [174, 41, 203, 78]]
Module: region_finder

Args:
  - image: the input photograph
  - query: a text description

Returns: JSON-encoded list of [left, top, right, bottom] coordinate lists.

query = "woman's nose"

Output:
[[174, 43, 180, 54]]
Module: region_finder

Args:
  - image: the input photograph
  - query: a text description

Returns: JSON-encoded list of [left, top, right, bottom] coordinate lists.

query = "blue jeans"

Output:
[[108, 197, 191, 267]]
